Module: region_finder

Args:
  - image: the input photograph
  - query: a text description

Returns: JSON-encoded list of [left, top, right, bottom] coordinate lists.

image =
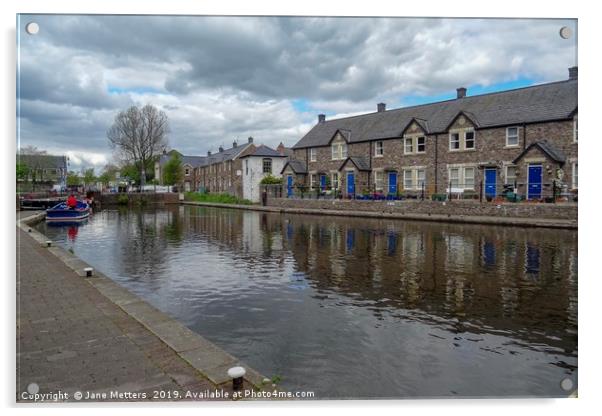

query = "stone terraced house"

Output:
[[283, 67, 578, 201]]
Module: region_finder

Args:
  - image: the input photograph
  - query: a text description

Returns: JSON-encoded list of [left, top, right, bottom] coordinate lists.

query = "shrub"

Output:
[[184, 192, 253, 205], [117, 194, 129, 205], [260, 174, 283, 185]]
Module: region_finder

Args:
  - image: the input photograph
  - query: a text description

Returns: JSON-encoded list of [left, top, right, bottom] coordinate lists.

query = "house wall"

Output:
[[242, 156, 287, 202]]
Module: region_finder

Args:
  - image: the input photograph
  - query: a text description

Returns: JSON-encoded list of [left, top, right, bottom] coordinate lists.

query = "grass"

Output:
[[184, 192, 253, 205]]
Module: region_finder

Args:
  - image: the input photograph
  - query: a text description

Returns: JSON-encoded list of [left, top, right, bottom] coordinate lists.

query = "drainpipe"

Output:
[[368, 141, 372, 191], [434, 134, 439, 193], [522, 123, 527, 150]]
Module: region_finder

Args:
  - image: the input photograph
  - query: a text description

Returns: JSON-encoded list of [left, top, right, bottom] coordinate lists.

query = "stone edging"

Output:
[[181, 201, 577, 230], [17, 213, 266, 390]]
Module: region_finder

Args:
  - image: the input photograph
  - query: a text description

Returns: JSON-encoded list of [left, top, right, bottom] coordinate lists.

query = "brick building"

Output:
[[284, 67, 578, 201]]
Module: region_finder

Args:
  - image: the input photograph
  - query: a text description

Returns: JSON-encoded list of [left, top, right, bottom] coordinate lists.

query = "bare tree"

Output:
[[107, 104, 169, 187]]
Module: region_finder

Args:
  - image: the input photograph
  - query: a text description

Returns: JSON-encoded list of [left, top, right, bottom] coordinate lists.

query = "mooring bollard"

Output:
[[45, 240, 52, 247], [227, 366, 246, 391], [84, 267, 94, 277]]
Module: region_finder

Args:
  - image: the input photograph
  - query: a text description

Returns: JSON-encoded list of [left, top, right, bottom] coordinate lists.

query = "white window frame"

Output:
[[505, 165, 517, 186], [309, 148, 317, 162], [262, 158, 272, 174], [448, 166, 476, 190], [185, 167, 190, 176], [464, 167, 475, 189], [416, 136, 426, 153], [374, 170, 384, 191], [331, 172, 339, 190], [331, 142, 348, 160], [402, 168, 426, 190], [449, 133, 460, 151], [572, 162, 578, 189], [375, 141, 384, 157], [464, 131, 475, 150], [573, 115, 578, 143], [403, 169, 413, 190], [404, 137, 414, 154], [506, 127, 519, 147], [309, 173, 317, 190]]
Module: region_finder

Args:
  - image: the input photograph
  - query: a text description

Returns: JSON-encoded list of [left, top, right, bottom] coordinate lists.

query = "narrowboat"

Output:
[[46, 201, 90, 222]]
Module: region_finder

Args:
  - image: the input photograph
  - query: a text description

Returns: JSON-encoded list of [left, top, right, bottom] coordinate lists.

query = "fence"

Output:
[[262, 179, 577, 204]]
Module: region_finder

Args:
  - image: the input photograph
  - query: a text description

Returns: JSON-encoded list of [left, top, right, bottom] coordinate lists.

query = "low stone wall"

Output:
[[99, 192, 179, 206], [266, 198, 577, 221]]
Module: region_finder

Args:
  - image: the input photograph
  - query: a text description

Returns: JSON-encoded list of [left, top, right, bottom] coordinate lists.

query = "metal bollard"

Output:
[[227, 366, 246, 391]]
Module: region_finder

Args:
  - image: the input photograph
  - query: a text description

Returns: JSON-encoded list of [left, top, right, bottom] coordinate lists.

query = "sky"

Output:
[[16, 15, 577, 172]]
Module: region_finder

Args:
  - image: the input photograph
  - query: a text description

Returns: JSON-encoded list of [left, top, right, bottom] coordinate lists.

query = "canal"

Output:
[[36, 205, 578, 398]]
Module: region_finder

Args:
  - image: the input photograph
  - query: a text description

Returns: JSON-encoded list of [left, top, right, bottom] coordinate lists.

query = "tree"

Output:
[[20, 145, 47, 155], [82, 168, 96, 189], [66, 171, 81, 187], [16, 162, 29, 181], [98, 164, 118, 186], [107, 104, 169, 187], [162, 153, 184, 186]]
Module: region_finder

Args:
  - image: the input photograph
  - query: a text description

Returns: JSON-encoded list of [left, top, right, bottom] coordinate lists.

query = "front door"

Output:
[[347, 171, 355, 195], [528, 165, 543, 200], [485, 168, 497, 198], [320, 174, 327, 191], [287, 175, 293, 197], [388, 172, 397, 195]]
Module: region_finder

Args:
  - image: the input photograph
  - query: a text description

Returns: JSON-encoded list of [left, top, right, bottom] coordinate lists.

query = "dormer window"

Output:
[[449, 130, 475, 151], [375, 141, 384, 156], [465, 131, 475, 149], [331, 142, 347, 160], [404, 138, 413, 154], [449, 133, 460, 150], [417, 136, 426, 153], [309, 148, 317, 162]]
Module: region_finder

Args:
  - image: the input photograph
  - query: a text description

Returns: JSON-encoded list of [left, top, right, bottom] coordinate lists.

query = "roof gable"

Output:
[[401, 118, 429, 136], [513, 140, 566, 165], [338, 156, 371, 171]]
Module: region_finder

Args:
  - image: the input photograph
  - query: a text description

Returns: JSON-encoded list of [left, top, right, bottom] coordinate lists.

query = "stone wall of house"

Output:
[[266, 197, 577, 220]]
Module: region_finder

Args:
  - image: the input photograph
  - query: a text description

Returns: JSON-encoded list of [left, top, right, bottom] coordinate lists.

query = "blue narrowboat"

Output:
[[46, 201, 90, 222]]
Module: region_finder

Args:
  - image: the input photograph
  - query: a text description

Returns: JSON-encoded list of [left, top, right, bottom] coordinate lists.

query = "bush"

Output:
[[184, 192, 253, 205], [260, 174, 283, 185], [117, 194, 129, 205]]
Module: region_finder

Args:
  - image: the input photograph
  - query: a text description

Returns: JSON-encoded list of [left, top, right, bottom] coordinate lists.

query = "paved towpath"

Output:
[[16, 216, 254, 402]]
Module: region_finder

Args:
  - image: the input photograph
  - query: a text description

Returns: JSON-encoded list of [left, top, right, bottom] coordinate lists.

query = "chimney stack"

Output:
[[318, 114, 326, 123], [207, 150, 211, 156], [456, 87, 467, 99], [219, 145, 224, 153], [568, 66, 578, 80], [248, 136, 253, 144], [232, 140, 237, 148], [377, 103, 386, 112]]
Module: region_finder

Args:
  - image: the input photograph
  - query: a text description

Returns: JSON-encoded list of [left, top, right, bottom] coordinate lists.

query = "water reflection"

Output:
[[36, 206, 578, 398]]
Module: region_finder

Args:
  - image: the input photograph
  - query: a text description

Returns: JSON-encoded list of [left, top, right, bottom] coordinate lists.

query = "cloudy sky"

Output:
[[17, 15, 577, 171]]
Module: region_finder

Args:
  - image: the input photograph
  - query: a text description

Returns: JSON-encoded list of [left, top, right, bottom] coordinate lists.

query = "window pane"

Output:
[[465, 132, 475, 149], [404, 170, 413, 189], [405, 138, 413, 153], [417, 137, 425, 152], [450, 133, 460, 149], [464, 167, 475, 188], [450, 168, 459, 187], [417, 169, 425, 187], [342, 144, 347, 158]]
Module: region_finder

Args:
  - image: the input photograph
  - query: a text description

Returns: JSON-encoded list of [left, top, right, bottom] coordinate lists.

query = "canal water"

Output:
[[36, 205, 578, 398]]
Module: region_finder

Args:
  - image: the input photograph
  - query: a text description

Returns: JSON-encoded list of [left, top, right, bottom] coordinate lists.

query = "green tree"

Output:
[[82, 168, 96, 188], [162, 153, 184, 186], [98, 164, 118, 186], [16, 162, 29, 181], [66, 171, 81, 187]]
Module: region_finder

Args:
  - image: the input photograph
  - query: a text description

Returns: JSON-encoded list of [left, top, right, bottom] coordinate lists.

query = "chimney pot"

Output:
[[568, 66, 578, 80], [219, 145, 224, 153], [232, 140, 237, 148], [377, 103, 386, 112], [456, 87, 467, 99], [318, 114, 326, 123], [207, 150, 211, 156], [248, 136, 253, 143]]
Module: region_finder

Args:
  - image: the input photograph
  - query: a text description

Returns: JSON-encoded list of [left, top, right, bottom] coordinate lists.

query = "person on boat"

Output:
[[67, 194, 77, 210]]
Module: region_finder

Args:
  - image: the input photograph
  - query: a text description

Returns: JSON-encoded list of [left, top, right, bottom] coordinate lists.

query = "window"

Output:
[[185, 167, 190, 176], [331, 172, 339, 190], [449, 166, 475, 190], [506, 127, 519, 147], [505, 165, 517, 185], [310, 148, 317, 162], [573, 163, 578, 189], [245, 159, 249, 175], [450, 133, 460, 150], [417, 136, 426, 153], [403, 170, 413, 189], [404, 137, 414, 154], [262, 158, 272, 174], [465, 131, 475, 149], [417, 169, 426, 188], [375, 141, 384, 156], [310, 174, 317, 190], [374, 170, 384, 191], [331, 142, 348, 160], [574, 115, 578, 142]]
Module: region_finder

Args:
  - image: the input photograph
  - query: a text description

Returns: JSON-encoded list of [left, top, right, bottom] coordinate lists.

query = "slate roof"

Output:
[[239, 145, 286, 158], [158, 153, 207, 168], [158, 143, 252, 168], [280, 159, 308, 174], [339, 156, 371, 171], [293, 79, 577, 149], [513, 140, 566, 164], [18, 154, 67, 169]]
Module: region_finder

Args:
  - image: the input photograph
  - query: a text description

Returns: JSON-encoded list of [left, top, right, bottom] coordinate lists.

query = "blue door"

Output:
[[485, 168, 497, 198], [286, 175, 293, 197], [528, 165, 542, 200], [347, 172, 355, 195], [388, 172, 397, 195], [320, 175, 327, 191]]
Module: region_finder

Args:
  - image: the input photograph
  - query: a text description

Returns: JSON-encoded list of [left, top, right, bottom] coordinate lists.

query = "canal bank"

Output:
[[181, 199, 578, 229], [16, 212, 266, 402]]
